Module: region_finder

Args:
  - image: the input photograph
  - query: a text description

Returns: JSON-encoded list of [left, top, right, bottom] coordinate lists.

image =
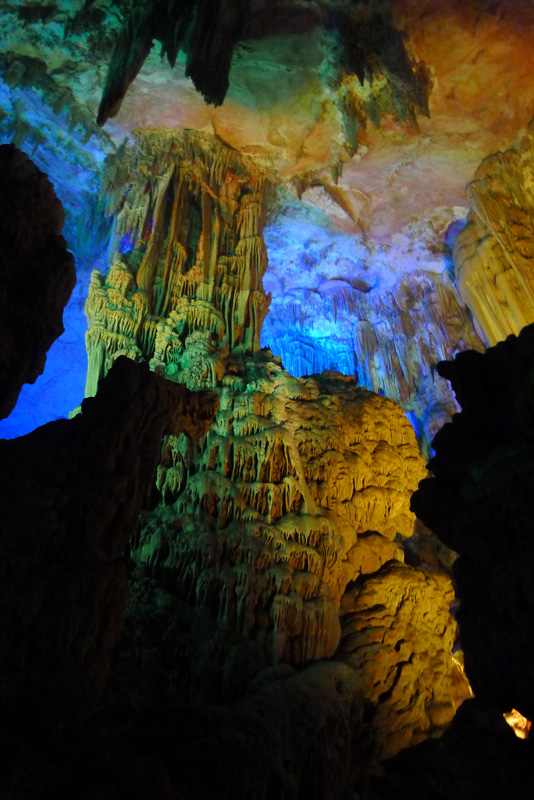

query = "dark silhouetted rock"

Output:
[[0, 356, 217, 796], [0, 144, 76, 420], [376, 324, 534, 800]]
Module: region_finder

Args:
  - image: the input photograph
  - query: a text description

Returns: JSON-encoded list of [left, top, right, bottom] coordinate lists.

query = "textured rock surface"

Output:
[[0, 299, 469, 799], [3, 0, 531, 239], [376, 324, 534, 799], [454, 126, 534, 346], [338, 560, 467, 760], [0, 0, 431, 221], [0, 143, 75, 419], [0, 6, 499, 792], [5, 0, 522, 442], [106, 359, 467, 795], [68, 126, 471, 797], [85, 129, 271, 396], [96, 0, 430, 128], [133, 361, 427, 673], [262, 209, 484, 451], [84, 130, 483, 454], [362, 0, 534, 241]]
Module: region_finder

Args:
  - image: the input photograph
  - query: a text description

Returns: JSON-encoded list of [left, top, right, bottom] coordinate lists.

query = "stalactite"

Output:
[[79, 127, 470, 773], [137, 167, 174, 304], [85, 130, 273, 393], [264, 264, 483, 455], [454, 127, 534, 346]]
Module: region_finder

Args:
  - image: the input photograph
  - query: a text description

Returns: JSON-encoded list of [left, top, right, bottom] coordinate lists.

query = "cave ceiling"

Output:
[[2, 0, 533, 237], [2, 0, 534, 441]]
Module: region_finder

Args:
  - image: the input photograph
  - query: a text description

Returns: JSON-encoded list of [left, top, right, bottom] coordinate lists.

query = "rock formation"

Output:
[[6, 2, 534, 798], [86, 129, 483, 454], [263, 219, 484, 452], [108, 355, 468, 796], [0, 138, 473, 797], [375, 324, 534, 799], [77, 131, 471, 796], [85, 130, 272, 396], [0, 356, 217, 723], [6, 0, 526, 791], [96, 0, 430, 130], [134, 363, 427, 672], [454, 125, 534, 346], [0, 143, 75, 419], [3, 0, 514, 450]]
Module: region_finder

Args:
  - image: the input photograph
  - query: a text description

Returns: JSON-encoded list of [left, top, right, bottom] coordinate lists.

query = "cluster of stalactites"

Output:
[[453, 128, 534, 346], [96, 0, 431, 131], [264, 268, 484, 455], [85, 130, 272, 395]]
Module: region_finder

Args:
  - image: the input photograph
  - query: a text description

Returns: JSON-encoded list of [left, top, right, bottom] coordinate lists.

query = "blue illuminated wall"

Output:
[[0, 80, 112, 439], [261, 199, 480, 454], [0, 271, 96, 439], [262, 202, 366, 380]]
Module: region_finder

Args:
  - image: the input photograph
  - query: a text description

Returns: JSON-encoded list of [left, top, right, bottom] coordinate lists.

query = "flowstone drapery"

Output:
[[127, 359, 469, 766], [85, 130, 271, 396]]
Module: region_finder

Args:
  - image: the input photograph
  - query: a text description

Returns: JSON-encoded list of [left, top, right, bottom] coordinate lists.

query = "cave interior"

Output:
[[1, 1, 534, 798]]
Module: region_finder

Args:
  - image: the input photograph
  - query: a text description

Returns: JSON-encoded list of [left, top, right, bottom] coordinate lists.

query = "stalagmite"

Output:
[[136, 364, 431, 666]]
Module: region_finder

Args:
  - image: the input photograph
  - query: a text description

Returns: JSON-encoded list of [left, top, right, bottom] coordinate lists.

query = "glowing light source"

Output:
[[503, 709, 531, 739]]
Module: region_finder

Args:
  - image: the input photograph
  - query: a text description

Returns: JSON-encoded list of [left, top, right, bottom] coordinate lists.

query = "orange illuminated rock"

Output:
[[84, 131, 468, 761], [338, 560, 469, 758], [503, 709, 531, 740], [135, 364, 427, 669]]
